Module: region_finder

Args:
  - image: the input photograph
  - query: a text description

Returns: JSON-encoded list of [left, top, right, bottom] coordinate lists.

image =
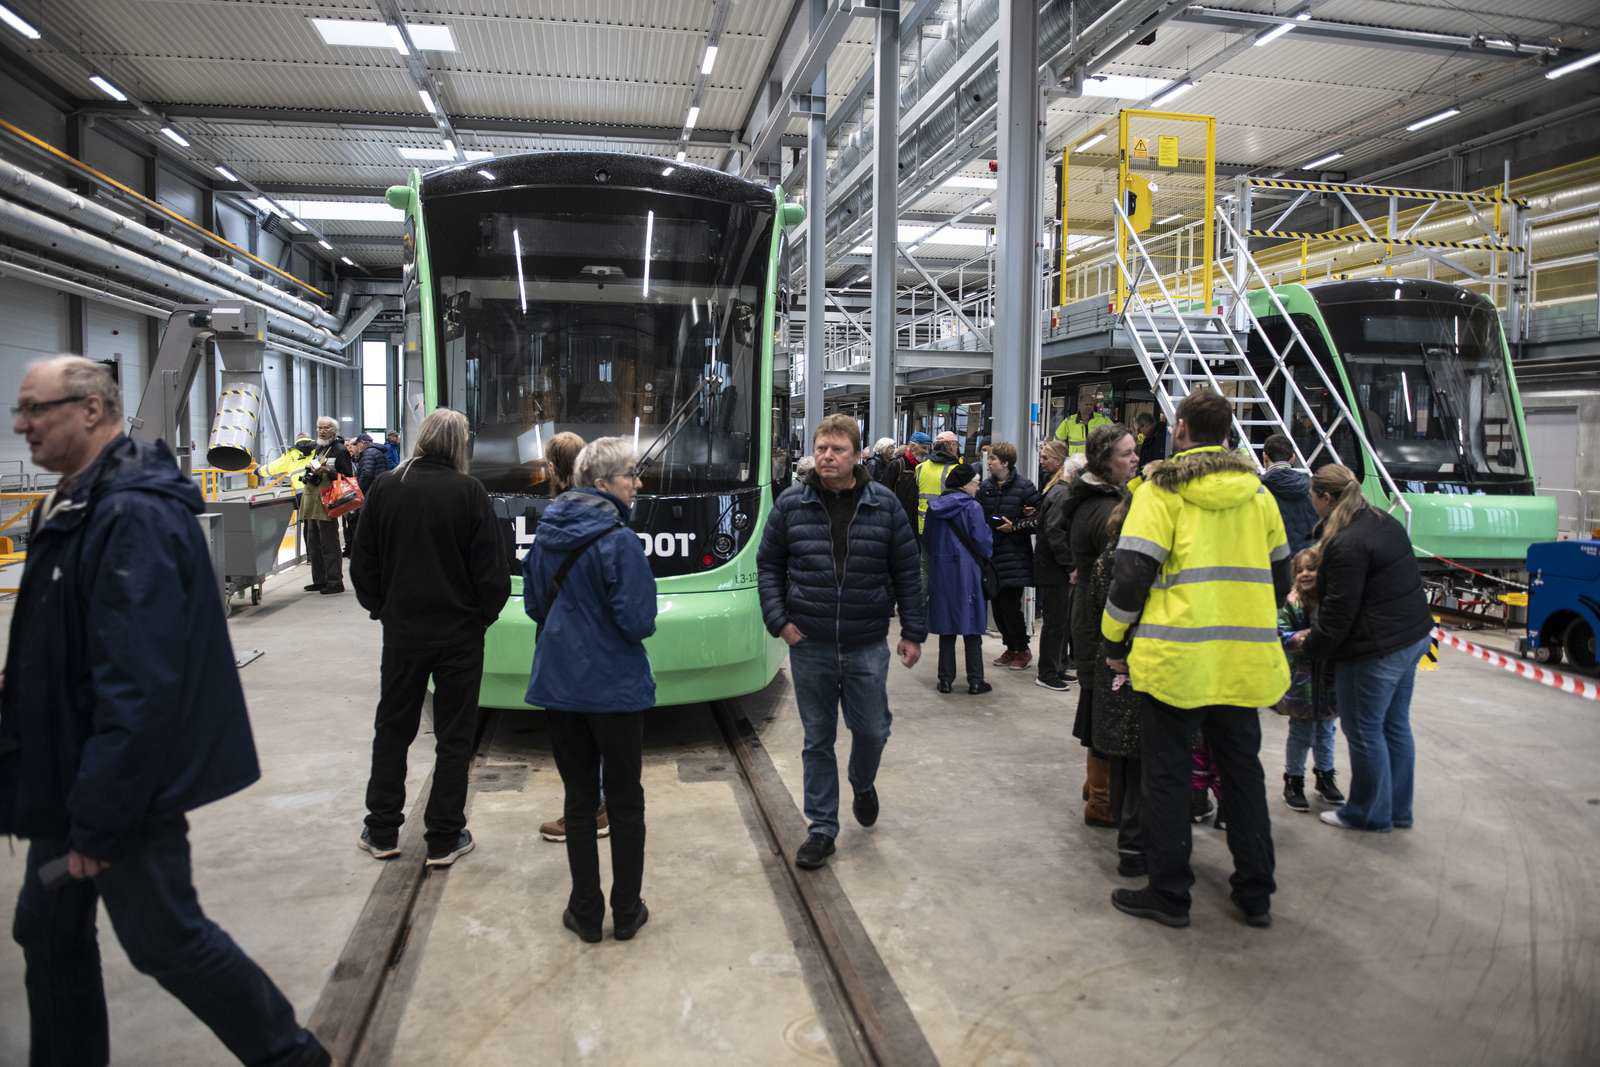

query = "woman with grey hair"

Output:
[[351, 407, 511, 867], [524, 435, 658, 943]]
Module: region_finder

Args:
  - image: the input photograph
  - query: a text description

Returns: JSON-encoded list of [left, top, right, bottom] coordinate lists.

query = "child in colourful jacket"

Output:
[[1277, 547, 1346, 811]]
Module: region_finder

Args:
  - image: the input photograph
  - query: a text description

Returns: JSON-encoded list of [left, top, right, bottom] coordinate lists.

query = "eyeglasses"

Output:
[[11, 395, 87, 419]]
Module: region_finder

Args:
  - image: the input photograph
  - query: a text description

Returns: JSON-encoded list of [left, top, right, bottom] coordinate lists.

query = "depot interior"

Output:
[[1, 1, 1599, 1064]]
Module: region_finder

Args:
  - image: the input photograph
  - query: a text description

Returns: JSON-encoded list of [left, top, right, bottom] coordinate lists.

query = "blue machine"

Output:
[[1519, 540, 1600, 671]]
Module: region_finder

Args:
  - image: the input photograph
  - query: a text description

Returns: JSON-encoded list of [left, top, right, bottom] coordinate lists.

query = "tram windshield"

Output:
[[1320, 298, 1528, 486], [423, 187, 771, 495]]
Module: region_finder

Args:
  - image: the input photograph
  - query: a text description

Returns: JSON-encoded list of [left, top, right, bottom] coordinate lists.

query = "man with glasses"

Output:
[[1, 356, 328, 1065]]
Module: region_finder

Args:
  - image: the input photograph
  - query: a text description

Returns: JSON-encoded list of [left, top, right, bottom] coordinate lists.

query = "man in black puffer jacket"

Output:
[[976, 441, 1041, 669], [1259, 434, 1318, 554], [759, 414, 926, 872]]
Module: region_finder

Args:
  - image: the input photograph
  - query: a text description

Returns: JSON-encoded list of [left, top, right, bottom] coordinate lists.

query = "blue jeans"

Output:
[[11, 819, 326, 1067], [1334, 636, 1429, 831], [789, 640, 893, 839], [1285, 717, 1338, 775]]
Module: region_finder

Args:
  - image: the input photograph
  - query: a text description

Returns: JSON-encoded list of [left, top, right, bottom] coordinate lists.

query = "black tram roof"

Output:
[[418, 151, 777, 212], [1302, 277, 1496, 311]]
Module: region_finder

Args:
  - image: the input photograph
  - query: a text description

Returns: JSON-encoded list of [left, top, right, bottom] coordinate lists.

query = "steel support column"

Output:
[[804, 0, 828, 430], [868, 2, 900, 443], [991, 0, 1040, 467]]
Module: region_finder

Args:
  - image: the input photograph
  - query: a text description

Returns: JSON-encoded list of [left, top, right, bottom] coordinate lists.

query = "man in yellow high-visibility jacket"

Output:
[[914, 431, 961, 535], [1100, 387, 1291, 931], [1054, 395, 1111, 455]]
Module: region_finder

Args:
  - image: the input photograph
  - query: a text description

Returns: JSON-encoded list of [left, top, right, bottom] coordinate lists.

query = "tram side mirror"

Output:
[[1495, 447, 1517, 469]]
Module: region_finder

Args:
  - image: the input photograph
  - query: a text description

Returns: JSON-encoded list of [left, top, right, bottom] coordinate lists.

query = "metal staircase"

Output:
[[1109, 198, 1412, 527]]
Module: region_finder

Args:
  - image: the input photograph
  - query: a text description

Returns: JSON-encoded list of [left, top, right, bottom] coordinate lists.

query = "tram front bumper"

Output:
[[479, 583, 785, 710]]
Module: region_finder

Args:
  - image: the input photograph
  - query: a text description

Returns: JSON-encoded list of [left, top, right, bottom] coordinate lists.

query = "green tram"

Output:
[[1242, 278, 1556, 569], [385, 153, 804, 709]]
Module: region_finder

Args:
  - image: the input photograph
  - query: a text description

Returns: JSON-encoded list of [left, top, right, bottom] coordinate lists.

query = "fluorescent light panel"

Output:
[[398, 145, 455, 160], [289, 219, 308, 232], [317, 239, 333, 250], [1083, 74, 1172, 100], [340, 256, 356, 266], [214, 165, 238, 182], [1255, 11, 1312, 47], [160, 127, 190, 147], [701, 44, 718, 75], [253, 197, 404, 223], [1546, 51, 1600, 79], [1075, 133, 1107, 152], [1303, 151, 1343, 168], [88, 75, 126, 102], [1406, 108, 1460, 132], [675, 149, 686, 162], [0, 3, 41, 39], [1150, 80, 1194, 108], [311, 18, 456, 52], [941, 175, 998, 190], [684, 106, 700, 130], [464, 150, 493, 160], [417, 89, 437, 114]]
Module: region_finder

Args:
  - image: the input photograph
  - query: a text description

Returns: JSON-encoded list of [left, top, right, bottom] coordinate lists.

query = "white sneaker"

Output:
[[1319, 810, 1357, 830]]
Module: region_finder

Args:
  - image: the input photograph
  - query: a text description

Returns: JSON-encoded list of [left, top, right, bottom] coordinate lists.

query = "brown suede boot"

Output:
[[1085, 753, 1116, 827]]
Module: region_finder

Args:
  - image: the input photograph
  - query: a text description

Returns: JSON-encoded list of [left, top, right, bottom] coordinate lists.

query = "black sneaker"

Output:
[[853, 787, 879, 828], [1111, 887, 1190, 927], [968, 681, 993, 695], [1116, 853, 1147, 878], [1034, 676, 1070, 692], [937, 679, 953, 693], [562, 908, 601, 944], [320, 583, 346, 595], [794, 833, 836, 870], [303, 583, 323, 592], [614, 901, 650, 941], [1314, 768, 1346, 805], [1231, 891, 1272, 928], [1283, 774, 1309, 812], [425, 830, 474, 867], [1189, 788, 1216, 824], [358, 828, 399, 860]]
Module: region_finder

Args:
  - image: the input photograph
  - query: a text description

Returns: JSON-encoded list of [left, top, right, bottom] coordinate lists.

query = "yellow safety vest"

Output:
[[263, 447, 314, 490], [1101, 446, 1291, 710], [1054, 412, 1112, 453], [915, 457, 955, 533]]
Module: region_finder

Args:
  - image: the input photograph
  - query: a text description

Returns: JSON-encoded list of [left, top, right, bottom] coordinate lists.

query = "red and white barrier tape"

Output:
[[1430, 625, 1600, 701]]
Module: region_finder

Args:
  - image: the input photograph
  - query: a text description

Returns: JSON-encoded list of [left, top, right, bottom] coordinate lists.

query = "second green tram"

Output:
[[386, 152, 804, 709], [1243, 278, 1556, 568]]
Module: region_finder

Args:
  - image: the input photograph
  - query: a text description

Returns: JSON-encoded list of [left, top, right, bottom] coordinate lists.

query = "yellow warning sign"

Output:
[[1131, 136, 1149, 159], [1158, 135, 1179, 168]]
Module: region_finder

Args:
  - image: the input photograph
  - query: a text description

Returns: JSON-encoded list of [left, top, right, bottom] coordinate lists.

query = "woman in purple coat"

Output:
[[924, 463, 994, 695]]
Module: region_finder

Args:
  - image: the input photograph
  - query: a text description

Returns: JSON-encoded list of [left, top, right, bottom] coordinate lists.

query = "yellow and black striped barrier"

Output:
[[1244, 177, 1528, 208], [1245, 229, 1524, 253]]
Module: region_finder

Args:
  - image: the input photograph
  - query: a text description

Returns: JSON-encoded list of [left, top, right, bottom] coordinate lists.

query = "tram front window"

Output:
[[423, 188, 771, 495], [1321, 299, 1528, 487]]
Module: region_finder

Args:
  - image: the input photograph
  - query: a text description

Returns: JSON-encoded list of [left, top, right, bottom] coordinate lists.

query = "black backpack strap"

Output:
[[947, 517, 985, 566], [545, 525, 623, 608]]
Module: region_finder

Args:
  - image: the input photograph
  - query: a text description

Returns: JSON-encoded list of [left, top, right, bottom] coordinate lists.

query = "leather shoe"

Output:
[[794, 833, 835, 870], [614, 901, 650, 941], [562, 908, 601, 944]]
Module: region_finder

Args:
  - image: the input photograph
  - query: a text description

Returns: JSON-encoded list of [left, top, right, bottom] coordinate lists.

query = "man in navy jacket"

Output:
[[1, 357, 326, 1066], [758, 414, 926, 871]]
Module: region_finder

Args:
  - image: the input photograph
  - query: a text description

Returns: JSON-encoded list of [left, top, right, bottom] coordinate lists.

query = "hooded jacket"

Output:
[[1101, 446, 1293, 710], [522, 488, 658, 712], [0, 436, 260, 857], [758, 467, 927, 647], [1261, 462, 1319, 555], [924, 489, 992, 635]]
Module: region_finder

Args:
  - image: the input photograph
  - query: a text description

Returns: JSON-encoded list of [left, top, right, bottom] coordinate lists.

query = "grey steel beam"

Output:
[[372, 0, 463, 159], [868, 1, 901, 442], [804, 0, 829, 427], [741, 0, 862, 176], [1175, 7, 1564, 60], [992, 0, 1040, 462], [895, 350, 992, 371]]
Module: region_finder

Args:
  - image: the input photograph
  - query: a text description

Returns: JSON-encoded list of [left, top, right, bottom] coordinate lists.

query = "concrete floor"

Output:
[[2, 567, 1598, 1065]]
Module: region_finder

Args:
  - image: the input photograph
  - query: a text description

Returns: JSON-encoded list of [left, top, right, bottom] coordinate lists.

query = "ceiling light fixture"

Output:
[[310, 18, 456, 53], [88, 75, 126, 102], [340, 256, 356, 267], [1545, 51, 1600, 80], [684, 106, 700, 130], [701, 44, 718, 75], [1074, 133, 1107, 152], [1150, 80, 1194, 109], [317, 239, 333, 250], [1405, 107, 1460, 132], [397, 146, 456, 160], [160, 127, 190, 147], [0, 3, 41, 39], [1303, 150, 1343, 168], [214, 165, 238, 182], [289, 219, 308, 232], [1083, 74, 1173, 100], [417, 89, 437, 114], [1255, 11, 1312, 47], [675, 149, 687, 162], [464, 150, 493, 161]]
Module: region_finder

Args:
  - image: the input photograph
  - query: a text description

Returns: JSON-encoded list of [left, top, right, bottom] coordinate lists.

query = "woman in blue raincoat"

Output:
[[924, 463, 993, 695]]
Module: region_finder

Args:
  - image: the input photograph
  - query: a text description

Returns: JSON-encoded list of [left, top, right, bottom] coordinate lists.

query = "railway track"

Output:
[[308, 696, 938, 1066]]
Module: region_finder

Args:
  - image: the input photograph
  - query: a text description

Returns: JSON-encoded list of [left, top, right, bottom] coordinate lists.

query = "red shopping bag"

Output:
[[320, 474, 364, 518]]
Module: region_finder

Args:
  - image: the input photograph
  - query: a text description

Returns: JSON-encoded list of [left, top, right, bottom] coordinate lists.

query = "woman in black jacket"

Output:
[[1296, 464, 1433, 832], [1062, 424, 1139, 828], [976, 441, 1041, 669], [1028, 441, 1075, 690]]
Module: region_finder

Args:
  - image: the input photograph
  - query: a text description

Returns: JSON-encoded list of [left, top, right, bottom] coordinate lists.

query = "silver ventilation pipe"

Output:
[[0, 195, 347, 354], [0, 155, 342, 332]]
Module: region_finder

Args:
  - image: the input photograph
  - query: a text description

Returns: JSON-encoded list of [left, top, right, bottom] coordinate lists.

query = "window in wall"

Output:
[[361, 339, 389, 433]]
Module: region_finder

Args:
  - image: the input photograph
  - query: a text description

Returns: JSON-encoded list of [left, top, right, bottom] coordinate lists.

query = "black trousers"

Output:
[[1036, 583, 1073, 683], [548, 710, 646, 927], [1140, 696, 1275, 912], [305, 518, 342, 589], [991, 587, 1028, 652], [341, 512, 358, 556], [1107, 755, 1145, 860], [364, 638, 485, 851], [936, 634, 985, 686]]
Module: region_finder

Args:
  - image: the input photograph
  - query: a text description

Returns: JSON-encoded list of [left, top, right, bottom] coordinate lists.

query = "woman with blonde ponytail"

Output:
[[1295, 463, 1433, 832]]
